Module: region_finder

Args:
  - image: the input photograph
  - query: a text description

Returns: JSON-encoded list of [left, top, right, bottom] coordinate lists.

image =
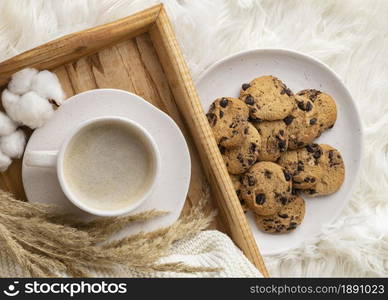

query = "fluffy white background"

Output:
[[1, 0, 387, 277]]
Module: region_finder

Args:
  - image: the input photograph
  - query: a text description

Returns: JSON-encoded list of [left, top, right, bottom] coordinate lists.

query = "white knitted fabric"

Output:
[[0, 230, 262, 277]]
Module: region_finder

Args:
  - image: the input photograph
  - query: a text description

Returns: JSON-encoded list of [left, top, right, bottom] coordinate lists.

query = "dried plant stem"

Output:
[[0, 186, 217, 277]]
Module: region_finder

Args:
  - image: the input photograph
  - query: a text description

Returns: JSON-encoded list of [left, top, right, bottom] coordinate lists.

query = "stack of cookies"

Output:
[[206, 75, 345, 234]]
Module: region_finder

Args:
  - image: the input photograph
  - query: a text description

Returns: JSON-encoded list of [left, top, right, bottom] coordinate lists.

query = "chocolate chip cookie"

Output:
[[239, 76, 294, 121], [304, 144, 345, 197], [254, 195, 305, 233], [278, 143, 324, 189], [240, 161, 292, 216], [206, 97, 249, 148], [296, 89, 337, 134], [254, 120, 288, 161], [221, 123, 261, 174], [285, 95, 320, 150], [230, 174, 248, 212]]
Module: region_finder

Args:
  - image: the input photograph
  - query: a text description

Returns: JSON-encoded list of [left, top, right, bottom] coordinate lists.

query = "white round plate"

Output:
[[196, 49, 363, 255], [22, 89, 191, 236]]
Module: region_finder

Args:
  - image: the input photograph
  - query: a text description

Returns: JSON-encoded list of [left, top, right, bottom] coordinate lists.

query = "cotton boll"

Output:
[[31, 70, 65, 105], [0, 111, 17, 136], [15, 91, 54, 129], [8, 68, 38, 95], [1, 89, 20, 122], [0, 149, 12, 172], [0, 130, 26, 158]]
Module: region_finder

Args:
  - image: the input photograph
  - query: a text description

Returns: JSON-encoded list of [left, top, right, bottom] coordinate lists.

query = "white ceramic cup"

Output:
[[24, 116, 161, 217]]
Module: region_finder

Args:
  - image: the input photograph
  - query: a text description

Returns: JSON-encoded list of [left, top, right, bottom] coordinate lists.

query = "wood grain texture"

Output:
[[0, 4, 268, 276]]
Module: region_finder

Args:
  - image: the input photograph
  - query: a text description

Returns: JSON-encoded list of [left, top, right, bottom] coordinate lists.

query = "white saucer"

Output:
[[22, 89, 191, 235], [196, 49, 363, 255]]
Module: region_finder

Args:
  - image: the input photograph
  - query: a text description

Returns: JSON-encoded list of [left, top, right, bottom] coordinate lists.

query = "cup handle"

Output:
[[24, 150, 59, 168]]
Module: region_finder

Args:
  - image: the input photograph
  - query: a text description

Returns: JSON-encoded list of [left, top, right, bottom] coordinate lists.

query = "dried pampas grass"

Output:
[[0, 185, 217, 277]]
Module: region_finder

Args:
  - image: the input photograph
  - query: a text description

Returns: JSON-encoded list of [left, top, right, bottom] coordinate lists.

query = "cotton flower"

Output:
[[8, 68, 38, 95], [6, 91, 54, 129], [0, 68, 65, 172], [0, 111, 17, 136], [1, 89, 20, 121], [31, 70, 65, 105], [0, 130, 26, 158], [0, 149, 11, 172]]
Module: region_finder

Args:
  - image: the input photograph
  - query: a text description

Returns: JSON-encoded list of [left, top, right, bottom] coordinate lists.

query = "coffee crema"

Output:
[[63, 121, 154, 211]]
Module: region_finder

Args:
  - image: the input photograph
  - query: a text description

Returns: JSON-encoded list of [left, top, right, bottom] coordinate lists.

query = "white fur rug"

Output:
[[1, 0, 387, 277]]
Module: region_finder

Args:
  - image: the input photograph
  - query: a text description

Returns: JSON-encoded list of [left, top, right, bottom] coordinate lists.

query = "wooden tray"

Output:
[[0, 4, 268, 277]]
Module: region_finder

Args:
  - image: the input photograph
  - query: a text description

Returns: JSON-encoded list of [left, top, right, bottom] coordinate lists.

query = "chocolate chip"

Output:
[[278, 213, 288, 218], [218, 144, 226, 154], [283, 115, 294, 125], [239, 198, 245, 205], [242, 83, 251, 91], [308, 90, 321, 102], [206, 113, 217, 126], [305, 101, 313, 112], [278, 139, 287, 152], [281, 87, 293, 96], [297, 101, 305, 111], [247, 176, 256, 186], [306, 189, 317, 195], [247, 159, 254, 166], [297, 161, 304, 171], [264, 170, 272, 179], [329, 150, 334, 160], [283, 170, 291, 181], [255, 194, 266, 205], [279, 129, 285, 136], [209, 103, 215, 111], [219, 111, 224, 118], [229, 122, 238, 128], [310, 177, 316, 183], [304, 177, 311, 183], [306, 144, 315, 152], [309, 118, 317, 125], [245, 95, 254, 105], [280, 197, 288, 205], [237, 153, 244, 163], [249, 143, 257, 153], [313, 150, 322, 159], [297, 141, 304, 147], [244, 127, 249, 134], [220, 97, 228, 108]]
